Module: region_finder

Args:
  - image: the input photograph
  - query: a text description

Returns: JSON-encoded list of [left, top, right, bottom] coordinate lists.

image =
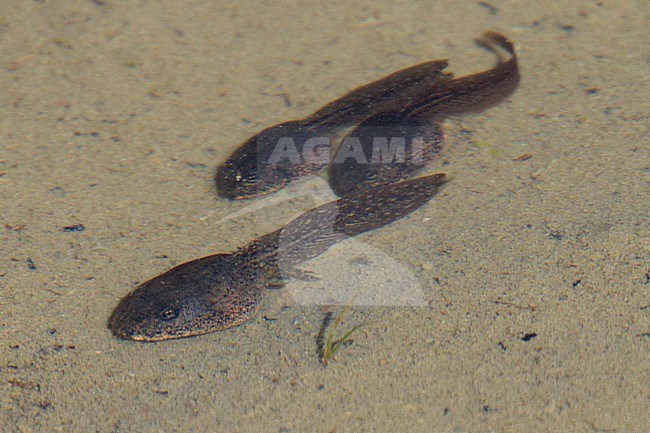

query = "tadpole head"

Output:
[[215, 154, 268, 200], [107, 254, 262, 342], [215, 120, 323, 200]]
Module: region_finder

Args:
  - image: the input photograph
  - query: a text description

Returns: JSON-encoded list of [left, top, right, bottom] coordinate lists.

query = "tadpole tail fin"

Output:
[[305, 60, 453, 130], [270, 173, 448, 267]]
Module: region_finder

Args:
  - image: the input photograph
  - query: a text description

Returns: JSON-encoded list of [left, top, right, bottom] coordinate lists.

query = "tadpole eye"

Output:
[[158, 306, 179, 321], [241, 178, 258, 186]]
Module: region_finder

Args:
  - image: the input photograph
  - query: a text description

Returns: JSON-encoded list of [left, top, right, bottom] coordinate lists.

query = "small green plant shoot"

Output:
[[320, 303, 375, 366]]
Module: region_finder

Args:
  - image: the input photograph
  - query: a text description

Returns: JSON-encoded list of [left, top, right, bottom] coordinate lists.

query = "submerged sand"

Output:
[[1, 1, 648, 432]]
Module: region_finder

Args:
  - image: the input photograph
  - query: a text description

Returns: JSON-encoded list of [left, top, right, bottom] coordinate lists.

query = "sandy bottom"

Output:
[[1, 1, 648, 432]]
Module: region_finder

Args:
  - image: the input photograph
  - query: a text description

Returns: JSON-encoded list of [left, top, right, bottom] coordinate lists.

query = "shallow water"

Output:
[[1, 1, 648, 432]]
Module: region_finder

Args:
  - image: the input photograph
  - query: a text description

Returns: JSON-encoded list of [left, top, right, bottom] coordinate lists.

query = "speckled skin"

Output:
[[108, 174, 447, 341]]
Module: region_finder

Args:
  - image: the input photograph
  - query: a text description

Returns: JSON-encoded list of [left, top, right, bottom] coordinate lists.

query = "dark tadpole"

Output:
[[215, 31, 519, 200], [108, 173, 447, 341]]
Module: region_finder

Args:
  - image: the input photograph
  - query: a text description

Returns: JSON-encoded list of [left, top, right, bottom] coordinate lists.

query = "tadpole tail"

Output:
[[330, 172, 447, 235], [407, 31, 520, 120], [267, 173, 448, 267]]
